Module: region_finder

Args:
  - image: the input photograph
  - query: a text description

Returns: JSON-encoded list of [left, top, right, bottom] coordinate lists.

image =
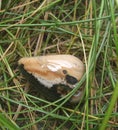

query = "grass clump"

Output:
[[0, 0, 118, 130]]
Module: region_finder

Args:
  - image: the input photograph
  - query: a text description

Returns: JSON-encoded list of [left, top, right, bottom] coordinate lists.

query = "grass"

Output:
[[0, 0, 118, 130]]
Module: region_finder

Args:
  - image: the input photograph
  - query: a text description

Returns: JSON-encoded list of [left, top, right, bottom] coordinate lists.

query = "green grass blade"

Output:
[[99, 82, 118, 130], [0, 112, 20, 130]]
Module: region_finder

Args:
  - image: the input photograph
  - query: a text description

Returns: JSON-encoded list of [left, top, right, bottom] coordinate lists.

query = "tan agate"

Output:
[[19, 54, 84, 103]]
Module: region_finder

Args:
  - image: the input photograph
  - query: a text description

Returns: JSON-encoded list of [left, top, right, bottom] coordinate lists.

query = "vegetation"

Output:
[[0, 0, 118, 130]]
